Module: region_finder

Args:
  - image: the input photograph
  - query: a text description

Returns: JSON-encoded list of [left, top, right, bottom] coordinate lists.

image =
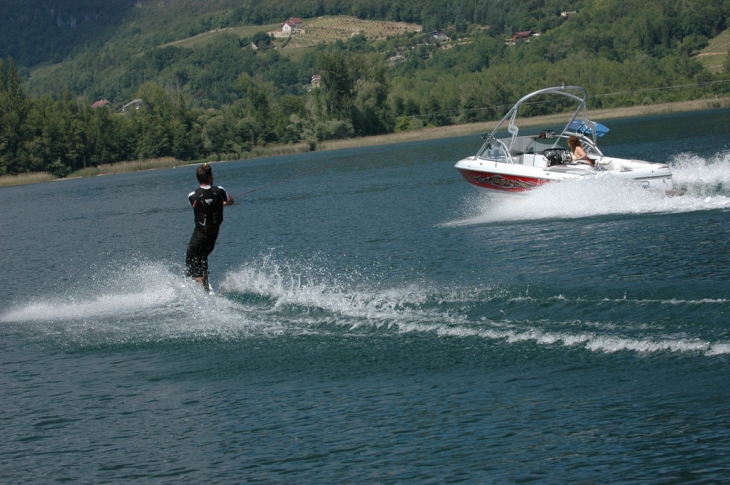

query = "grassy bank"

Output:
[[3, 96, 729, 188], [318, 96, 730, 151], [0, 172, 58, 187], [0, 144, 315, 187], [71, 157, 187, 177]]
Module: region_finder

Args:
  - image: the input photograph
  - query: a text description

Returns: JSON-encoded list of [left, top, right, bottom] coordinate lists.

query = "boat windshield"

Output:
[[508, 135, 567, 154], [512, 134, 601, 155], [477, 141, 509, 162]]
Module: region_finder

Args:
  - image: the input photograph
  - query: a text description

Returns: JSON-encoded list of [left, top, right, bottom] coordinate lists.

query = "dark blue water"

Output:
[[2, 109, 730, 483]]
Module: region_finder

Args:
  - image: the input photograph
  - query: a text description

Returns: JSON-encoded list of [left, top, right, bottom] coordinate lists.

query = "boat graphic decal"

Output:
[[472, 174, 539, 190]]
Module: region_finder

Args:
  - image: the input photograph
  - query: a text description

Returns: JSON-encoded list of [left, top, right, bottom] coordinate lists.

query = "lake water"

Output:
[[2, 109, 730, 483]]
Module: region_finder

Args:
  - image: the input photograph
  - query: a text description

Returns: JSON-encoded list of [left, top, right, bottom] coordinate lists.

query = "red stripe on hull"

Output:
[[457, 168, 551, 192]]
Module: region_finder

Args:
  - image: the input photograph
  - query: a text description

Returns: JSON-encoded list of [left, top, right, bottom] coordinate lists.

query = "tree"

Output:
[[351, 57, 392, 136], [318, 51, 355, 120], [0, 57, 30, 174], [251, 31, 271, 49], [134, 82, 202, 160]]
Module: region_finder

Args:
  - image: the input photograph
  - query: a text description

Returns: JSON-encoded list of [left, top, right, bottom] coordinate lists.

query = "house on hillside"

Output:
[[431, 31, 450, 42], [306, 74, 322, 92], [121, 98, 143, 112], [282, 17, 304, 36], [561, 11, 577, 17], [510, 30, 536, 42], [91, 99, 110, 109]]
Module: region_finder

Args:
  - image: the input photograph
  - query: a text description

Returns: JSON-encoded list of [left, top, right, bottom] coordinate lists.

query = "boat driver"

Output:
[[568, 136, 593, 166]]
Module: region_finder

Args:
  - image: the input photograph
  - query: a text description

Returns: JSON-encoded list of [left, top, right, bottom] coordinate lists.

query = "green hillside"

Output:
[[0, 0, 137, 67], [2, 0, 730, 178], [699, 29, 730, 73], [8, 0, 730, 106], [160, 24, 285, 49]]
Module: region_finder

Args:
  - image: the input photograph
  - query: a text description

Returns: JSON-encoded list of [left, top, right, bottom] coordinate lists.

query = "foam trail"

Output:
[[399, 321, 730, 356], [219, 256, 451, 328], [3, 257, 729, 356], [2, 262, 191, 324], [0, 290, 176, 322], [0, 261, 265, 343], [670, 150, 730, 197], [218, 257, 730, 356]]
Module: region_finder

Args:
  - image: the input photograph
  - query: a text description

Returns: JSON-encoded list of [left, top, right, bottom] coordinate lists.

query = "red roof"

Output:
[[284, 17, 303, 27]]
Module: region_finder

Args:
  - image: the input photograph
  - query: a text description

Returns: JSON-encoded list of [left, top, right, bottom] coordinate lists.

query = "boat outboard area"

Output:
[[454, 86, 678, 195]]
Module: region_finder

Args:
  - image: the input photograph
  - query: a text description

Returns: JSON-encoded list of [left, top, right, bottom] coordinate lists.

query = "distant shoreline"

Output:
[[316, 96, 730, 151], [2, 96, 729, 188]]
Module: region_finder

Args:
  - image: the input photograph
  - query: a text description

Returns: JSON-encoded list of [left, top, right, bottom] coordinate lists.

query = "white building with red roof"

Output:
[[282, 17, 304, 35]]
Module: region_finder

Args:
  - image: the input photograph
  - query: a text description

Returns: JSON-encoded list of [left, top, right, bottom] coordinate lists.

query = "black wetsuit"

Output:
[[185, 185, 230, 278]]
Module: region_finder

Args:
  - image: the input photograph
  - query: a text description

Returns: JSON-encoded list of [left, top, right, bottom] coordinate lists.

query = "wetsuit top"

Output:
[[188, 185, 230, 230]]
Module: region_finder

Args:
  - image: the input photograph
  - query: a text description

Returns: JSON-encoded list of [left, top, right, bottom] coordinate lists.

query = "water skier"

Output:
[[186, 163, 234, 292]]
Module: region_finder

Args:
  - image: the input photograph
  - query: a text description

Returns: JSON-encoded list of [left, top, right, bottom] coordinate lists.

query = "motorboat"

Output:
[[454, 86, 677, 194]]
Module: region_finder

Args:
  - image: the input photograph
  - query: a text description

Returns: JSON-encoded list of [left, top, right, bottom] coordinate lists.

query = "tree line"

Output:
[[0, 45, 384, 176], [1, 58, 193, 177], [4, 46, 729, 179]]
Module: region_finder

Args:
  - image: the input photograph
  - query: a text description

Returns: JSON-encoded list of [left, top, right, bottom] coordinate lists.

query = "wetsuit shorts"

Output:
[[185, 226, 220, 278]]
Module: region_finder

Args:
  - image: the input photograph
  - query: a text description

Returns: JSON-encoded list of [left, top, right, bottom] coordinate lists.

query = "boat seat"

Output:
[[547, 164, 594, 173]]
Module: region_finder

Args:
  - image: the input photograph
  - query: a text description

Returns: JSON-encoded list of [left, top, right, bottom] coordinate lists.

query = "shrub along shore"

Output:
[[2, 96, 728, 189]]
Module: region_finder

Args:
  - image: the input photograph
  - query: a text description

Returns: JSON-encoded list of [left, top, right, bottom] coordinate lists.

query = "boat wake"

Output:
[[1, 257, 728, 356], [670, 150, 730, 196], [447, 150, 730, 226]]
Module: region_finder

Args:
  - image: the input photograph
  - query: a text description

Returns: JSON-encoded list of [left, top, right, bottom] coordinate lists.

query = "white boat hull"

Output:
[[455, 155, 673, 193]]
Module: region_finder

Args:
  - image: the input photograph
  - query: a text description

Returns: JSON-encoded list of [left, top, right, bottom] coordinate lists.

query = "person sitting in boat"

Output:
[[568, 136, 593, 166]]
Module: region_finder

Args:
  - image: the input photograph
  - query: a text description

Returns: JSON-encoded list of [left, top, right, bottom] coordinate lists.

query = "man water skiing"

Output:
[[186, 163, 234, 292]]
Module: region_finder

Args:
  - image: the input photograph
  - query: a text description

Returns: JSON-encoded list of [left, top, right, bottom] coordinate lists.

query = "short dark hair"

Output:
[[196, 163, 212, 184]]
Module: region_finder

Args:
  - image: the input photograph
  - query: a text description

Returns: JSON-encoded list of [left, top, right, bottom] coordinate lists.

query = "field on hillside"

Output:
[[288, 16, 422, 43], [161, 16, 422, 50], [162, 23, 282, 48], [699, 29, 730, 73]]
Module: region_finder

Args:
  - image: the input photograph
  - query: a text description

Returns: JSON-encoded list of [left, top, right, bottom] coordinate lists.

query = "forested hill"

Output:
[[3, 0, 562, 67], [7, 0, 728, 71], [9, 0, 730, 104], [0, 0, 138, 67], [1, 0, 730, 178], [3, 0, 464, 68]]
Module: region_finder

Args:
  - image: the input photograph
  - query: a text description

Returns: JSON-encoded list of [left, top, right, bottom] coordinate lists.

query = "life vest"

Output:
[[189, 186, 225, 229]]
